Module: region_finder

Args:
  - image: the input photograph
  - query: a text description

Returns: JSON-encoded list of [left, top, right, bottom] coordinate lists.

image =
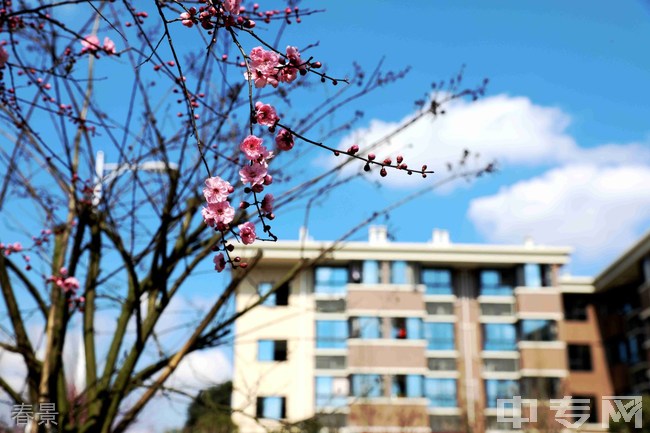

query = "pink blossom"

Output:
[[103, 37, 116, 54], [239, 162, 268, 186], [240, 135, 272, 161], [261, 193, 274, 213], [222, 0, 241, 15], [247, 47, 280, 88], [278, 66, 298, 84], [202, 201, 235, 227], [275, 129, 294, 151], [238, 222, 256, 245], [203, 176, 233, 203], [286, 46, 305, 69], [80, 35, 100, 53], [255, 101, 279, 126], [180, 12, 194, 27], [213, 253, 226, 272], [0, 46, 8, 68], [62, 276, 80, 292]]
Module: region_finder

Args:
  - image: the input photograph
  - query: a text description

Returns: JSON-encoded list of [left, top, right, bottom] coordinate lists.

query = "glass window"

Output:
[[259, 282, 275, 306], [480, 270, 513, 296], [256, 396, 286, 419], [521, 377, 560, 399], [483, 323, 517, 351], [426, 302, 455, 315], [391, 261, 408, 284], [362, 261, 380, 284], [316, 320, 348, 349], [351, 374, 383, 398], [421, 269, 453, 295], [315, 299, 346, 313], [568, 344, 592, 371], [643, 256, 650, 283], [425, 322, 455, 350], [258, 340, 287, 362], [520, 320, 557, 341], [428, 358, 457, 371], [485, 380, 519, 408], [315, 356, 347, 370], [259, 282, 289, 306], [629, 335, 641, 364], [349, 317, 382, 339], [391, 317, 423, 339], [315, 376, 348, 408], [392, 375, 423, 398], [315, 267, 348, 294], [425, 378, 457, 407], [480, 303, 514, 316], [563, 294, 588, 321], [483, 358, 518, 372], [524, 264, 542, 287]]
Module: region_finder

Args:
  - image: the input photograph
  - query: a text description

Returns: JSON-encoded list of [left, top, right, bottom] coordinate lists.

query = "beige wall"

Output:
[[232, 265, 316, 433], [516, 290, 562, 316], [348, 344, 426, 369], [349, 403, 429, 427]]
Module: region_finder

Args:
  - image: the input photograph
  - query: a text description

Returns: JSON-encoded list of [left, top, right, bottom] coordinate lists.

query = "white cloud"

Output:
[[468, 163, 650, 265], [334, 94, 650, 187]]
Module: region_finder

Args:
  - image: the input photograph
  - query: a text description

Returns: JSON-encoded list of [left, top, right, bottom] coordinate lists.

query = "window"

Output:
[[315, 376, 348, 408], [315, 356, 346, 370], [568, 344, 592, 371], [486, 416, 519, 431], [421, 269, 453, 295], [425, 322, 455, 350], [426, 302, 454, 315], [315, 299, 346, 313], [259, 282, 289, 306], [521, 377, 560, 399], [362, 261, 380, 284], [350, 374, 383, 398], [629, 334, 642, 364], [520, 320, 557, 341], [480, 303, 514, 316], [483, 323, 516, 351], [425, 378, 457, 407], [391, 317, 423, 339], [573, 395, 597, 424], [523, 263, 542, 287], [563, 294, 588, 321], [256, 396, 286, 419], [258, 340, 287, 361], [643, 255, 650, 283], [316, 320, 348, 349], [429, 416, 461, 432], [428, 358, 457, 371], [315, 267, 348, 295], [483, 358, 518, 372], [485, 380, 519, 408], [349, 317, 382, 339], [480, 270, 513, 296], [392, 375, 423, 397], [391, 261, 408, 284]]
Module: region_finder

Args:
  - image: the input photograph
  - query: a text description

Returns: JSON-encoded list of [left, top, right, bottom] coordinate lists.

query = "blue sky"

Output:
[[261, 0, 650, 277], [2, 2, 650, 431]]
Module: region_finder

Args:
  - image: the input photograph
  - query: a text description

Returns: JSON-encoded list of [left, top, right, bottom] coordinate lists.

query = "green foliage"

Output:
[[181, 381, 237, 433]]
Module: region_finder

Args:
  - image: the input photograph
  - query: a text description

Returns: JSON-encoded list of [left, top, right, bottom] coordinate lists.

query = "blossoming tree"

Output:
[[0, 1, 491, 432]]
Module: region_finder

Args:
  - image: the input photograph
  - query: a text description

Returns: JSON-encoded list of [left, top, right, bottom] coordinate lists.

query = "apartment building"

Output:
[[231, 227, 650, 433]]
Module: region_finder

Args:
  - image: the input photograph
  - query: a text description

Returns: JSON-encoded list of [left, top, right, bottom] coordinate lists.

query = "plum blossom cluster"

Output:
[[179, 1, 243, 30], [0, 43, 8, 69], [47, 268, 84, 311], [246, 46, 311, 88], [201, 175, 259, 272], [1, 242, 22, 256], [80, 35, 116, 56]]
